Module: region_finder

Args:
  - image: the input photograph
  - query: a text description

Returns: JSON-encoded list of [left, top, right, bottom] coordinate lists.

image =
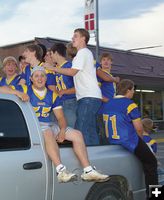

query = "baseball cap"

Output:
[[31, 66, 46, 76]]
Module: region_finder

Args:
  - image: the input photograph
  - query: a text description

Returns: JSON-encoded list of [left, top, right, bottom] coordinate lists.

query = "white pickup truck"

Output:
[[0, 94, 147, 200]]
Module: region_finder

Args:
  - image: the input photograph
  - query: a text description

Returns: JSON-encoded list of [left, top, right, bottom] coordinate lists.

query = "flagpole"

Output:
[[95, 0, 99, 61]]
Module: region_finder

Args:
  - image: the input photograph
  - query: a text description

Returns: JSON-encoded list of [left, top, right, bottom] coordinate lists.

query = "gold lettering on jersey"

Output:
[[56, 76, 66, 91], [110, 115, 120, 139], [41, 107, 51, 117]]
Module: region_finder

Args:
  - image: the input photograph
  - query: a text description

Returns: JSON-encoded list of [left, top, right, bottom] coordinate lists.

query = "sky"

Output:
[[1, 0, 164, 57]]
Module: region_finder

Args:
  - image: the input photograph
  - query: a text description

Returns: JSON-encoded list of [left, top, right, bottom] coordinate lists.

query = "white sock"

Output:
[[83, 166, 93, 173], [56, 164, 66, 173]]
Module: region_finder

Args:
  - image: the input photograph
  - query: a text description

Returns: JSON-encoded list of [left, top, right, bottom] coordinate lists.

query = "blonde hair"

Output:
[[2, 56, 20, 74]]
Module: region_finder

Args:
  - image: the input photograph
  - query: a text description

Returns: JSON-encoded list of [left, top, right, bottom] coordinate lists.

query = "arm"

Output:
[[102, 96, 109, 102], [0, 86, 29, 102], [133, 119, 143, 138], [44, 65, 79, 76], [97, 69, 120, 83], [0, 86, 14, 94], [48, 85, 59, 94], [53, 108, 67, 143], [58, 87, 75, 97]]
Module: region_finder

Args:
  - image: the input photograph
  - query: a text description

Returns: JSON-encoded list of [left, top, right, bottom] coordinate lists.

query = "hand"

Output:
[[43, 63, 56, 72], [114, 76, 120, 83], [56, 129, 65, 143], [58, 90, 65, 97], [18, 79, 26, 85], [16, 91, 29, 102]]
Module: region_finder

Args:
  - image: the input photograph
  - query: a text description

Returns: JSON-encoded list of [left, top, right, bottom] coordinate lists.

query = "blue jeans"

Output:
[[75, 97, 101, 145], [62, 98, 77, 128]]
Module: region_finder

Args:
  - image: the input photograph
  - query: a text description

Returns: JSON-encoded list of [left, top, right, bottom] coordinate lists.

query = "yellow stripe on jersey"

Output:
[[6, 75, 17, 85], [52, 92, 58, 103], [98, 82, 102, 87], [45, 69, 55, 74], [132, 118, 141, 122], [32, 86, 47, 100], [0, 77, 2, 81], [149, 139, 156, 145], [10, 85, 15, 90], [127, 103, 138, 114], [57, 61, 67, 69], [22, 85, 28, 94]]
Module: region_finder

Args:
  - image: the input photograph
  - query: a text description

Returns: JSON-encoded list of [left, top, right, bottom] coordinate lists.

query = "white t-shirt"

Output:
[[72, 48, 102, 100]]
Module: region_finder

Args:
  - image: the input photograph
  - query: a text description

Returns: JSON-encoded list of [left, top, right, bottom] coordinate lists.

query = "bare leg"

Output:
[[43, 129, 61, 166], [65, 129, 90, 168]]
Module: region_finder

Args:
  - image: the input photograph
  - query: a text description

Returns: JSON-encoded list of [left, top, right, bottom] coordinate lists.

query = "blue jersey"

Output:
[[101, 96, 141, 152], [94, 60, 101, 69], [55, 61, 75, 101], [143, 133, 157, 153], [97, 68, 116, 100], [15, 85, 61, 123], [21, 63, 56, 87], [0, 74, 21, 87]]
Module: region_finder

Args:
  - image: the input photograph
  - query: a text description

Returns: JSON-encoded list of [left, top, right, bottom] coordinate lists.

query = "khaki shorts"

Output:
[[39, 122, 72, 136]]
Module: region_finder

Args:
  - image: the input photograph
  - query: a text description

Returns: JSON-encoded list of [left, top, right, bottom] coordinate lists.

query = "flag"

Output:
[[84, 0, 96, 34]]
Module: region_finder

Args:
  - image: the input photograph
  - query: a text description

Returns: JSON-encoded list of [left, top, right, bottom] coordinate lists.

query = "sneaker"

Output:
[[81, 168, 110, 182], [57, 169, 78, 183]]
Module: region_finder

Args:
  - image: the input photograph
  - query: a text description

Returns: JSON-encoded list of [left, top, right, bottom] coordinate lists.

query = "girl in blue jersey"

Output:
[[0, 56, 21, 87], [101, 79, 158, 199]]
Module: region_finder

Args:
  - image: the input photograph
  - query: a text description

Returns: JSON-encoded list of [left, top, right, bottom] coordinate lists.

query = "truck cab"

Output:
[[0, 94, 146, 200]]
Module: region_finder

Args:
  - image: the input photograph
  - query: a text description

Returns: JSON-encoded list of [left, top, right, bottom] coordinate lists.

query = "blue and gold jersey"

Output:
[[15, 85, 61, 123], [0, 74, 21, 87], [21, 63, 56, 87], [101, 96, 141, 152], [55, 61, 75, 101], [97, 68, 116, 100], [143, 133, 157, 153]]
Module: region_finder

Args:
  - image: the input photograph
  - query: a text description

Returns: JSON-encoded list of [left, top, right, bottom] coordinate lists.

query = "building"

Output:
[[1, 37, 164, 129]]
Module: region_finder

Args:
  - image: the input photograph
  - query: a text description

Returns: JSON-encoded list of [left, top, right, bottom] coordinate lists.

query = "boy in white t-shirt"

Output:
[[45, 28, 102, 145]]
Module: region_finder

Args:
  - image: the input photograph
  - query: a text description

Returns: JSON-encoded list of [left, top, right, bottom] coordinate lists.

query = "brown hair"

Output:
[[142, 118, 153, 133], [25, 44, 43, 62], [74, 28, 90, 44], [100, 53, 112, 62], [117, 79, 134, 95]]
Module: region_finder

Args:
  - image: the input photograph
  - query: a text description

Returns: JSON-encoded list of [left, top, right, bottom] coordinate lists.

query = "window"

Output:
[[142, 92, 163, 120], [0, 99, 30, 151], [134, 90, 163, 120]]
